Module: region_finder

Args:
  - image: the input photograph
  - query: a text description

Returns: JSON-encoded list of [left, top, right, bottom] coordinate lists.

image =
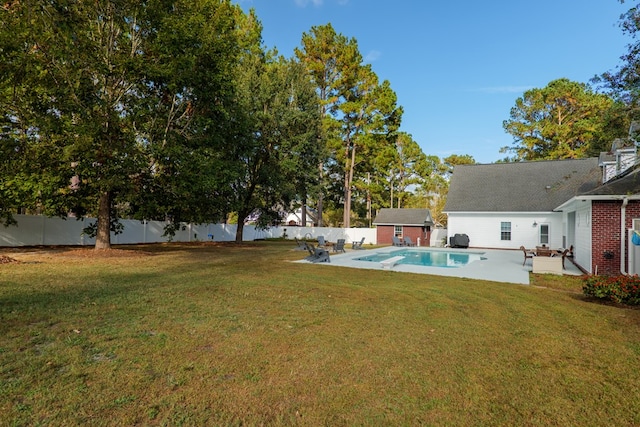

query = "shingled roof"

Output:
[[373, 208, 433, 226], [581, 166, 640, 196], [444, 158, 602, 212]]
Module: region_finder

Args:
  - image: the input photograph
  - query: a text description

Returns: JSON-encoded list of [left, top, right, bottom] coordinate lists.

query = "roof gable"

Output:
[[444, 158, 601, 213]]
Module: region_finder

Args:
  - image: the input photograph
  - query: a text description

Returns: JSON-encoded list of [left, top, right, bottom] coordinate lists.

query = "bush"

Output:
[[582, 275, 640, 305]]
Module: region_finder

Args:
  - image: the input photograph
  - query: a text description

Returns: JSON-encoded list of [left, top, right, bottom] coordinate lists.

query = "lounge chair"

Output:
[[392, 236, 404, 246], [352, 237, 365, 249], [304, 242, 317, 260], [403, 236, 416, 247], [520, 246, 534, 266], [304, 242, 331, 263], [333, 239, 346, 253], [310, 247, 331, 263], [294, 237, 307, 251]]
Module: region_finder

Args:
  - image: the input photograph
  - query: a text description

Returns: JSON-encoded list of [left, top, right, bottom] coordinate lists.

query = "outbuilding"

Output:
[[373, 208, 434, 246]]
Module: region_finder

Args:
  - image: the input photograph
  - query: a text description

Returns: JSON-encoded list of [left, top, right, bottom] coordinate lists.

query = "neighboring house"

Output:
[[444, 141, 640, 275], [283, 206, 317, 227], [373, 208, 434, 246]]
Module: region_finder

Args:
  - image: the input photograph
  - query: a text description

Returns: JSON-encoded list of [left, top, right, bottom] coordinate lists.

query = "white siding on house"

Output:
[[574, 203, 592, 273], [447, 212, 564, 249]]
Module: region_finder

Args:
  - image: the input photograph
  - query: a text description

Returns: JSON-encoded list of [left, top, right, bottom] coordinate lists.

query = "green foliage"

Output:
[[296, 24, 405, 226], [595, 3, 640, 117], [582, 274, 640, 305], [502, 78, 619, 160], [227, 53, 323, 241], [0, 0, 248, 248], [0, 1, 469, 241], [82, 218, 125, 238]]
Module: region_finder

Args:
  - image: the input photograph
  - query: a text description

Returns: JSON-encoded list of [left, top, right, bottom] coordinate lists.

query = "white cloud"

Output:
[[364, 50, 381, 63]]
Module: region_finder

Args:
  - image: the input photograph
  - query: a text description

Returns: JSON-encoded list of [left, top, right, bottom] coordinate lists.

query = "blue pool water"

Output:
[[354, 249, 485, 268]]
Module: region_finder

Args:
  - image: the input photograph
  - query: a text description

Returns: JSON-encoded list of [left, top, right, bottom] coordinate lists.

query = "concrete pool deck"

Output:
[[296, 246, 583, 285]]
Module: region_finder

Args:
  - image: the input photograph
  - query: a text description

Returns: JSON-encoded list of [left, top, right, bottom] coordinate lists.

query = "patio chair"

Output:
[[293, 237, 307, 251], [352, 237, 365, 249], [333, 239, 346, 253], [520, 246, 534, 266], [403, 236, 416, 247], [392, 236, 404, 246], [559, 248, 571, 269], [317, 236, 327, 247], [304, 242, 317, 261], [310, 247, 331, 263]]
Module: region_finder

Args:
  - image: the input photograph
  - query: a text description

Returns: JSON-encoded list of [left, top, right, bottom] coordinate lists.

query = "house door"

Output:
[[539, 224, 550, 245], [423, 226, 431, 247], [567, 211, 576, 249]]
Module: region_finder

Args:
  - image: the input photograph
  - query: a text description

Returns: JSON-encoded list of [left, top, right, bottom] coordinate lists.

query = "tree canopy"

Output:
[[0, 0, 248, 248], [1, 3, 459, 240], [501, 78, 620, 161]]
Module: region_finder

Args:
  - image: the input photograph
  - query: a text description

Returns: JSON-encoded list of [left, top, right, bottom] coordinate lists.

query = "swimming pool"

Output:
[[354, 249, 485, 268]]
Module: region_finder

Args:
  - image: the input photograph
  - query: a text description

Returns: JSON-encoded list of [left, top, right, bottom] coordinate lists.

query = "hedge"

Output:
[[582, 274, 640, 305]]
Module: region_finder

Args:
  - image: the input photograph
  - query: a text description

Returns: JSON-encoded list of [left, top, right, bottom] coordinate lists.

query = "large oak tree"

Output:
[[0, 0, 245, 248]]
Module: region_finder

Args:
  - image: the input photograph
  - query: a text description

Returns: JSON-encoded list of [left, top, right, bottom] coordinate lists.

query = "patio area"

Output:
[[297, 246, 583, 285]]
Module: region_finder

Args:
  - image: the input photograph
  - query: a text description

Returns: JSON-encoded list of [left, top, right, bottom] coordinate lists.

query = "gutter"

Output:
[[622, 197, 629, 275], [554, 194, 640, 212]]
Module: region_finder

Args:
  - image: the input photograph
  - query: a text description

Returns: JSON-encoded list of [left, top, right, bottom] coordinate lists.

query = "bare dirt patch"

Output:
[[58, 248, 154, 258]]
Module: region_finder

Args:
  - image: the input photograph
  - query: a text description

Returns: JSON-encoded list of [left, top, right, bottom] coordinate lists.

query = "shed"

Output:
[[373, 208, 434, 246]]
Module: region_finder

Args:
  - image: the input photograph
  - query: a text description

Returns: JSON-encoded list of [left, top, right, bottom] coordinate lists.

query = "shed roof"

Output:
[[444, 158, 601, 213], [373, 208, 433, 226]]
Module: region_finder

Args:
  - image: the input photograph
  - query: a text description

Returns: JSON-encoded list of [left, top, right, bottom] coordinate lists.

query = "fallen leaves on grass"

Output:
[[0, 255, 20, 264]]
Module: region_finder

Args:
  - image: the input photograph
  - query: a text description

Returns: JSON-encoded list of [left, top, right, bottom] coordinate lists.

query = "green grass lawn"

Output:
[[1, 242, 639, 426]]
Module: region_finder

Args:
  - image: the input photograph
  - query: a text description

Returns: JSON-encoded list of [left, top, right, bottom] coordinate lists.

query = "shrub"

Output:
[[582, 274, 640, 305]]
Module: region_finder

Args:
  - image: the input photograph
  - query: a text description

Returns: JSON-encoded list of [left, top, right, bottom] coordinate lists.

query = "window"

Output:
[[500, 222, 511, 241], [394, 225, 402, 237], [539, 224, 549, 245]]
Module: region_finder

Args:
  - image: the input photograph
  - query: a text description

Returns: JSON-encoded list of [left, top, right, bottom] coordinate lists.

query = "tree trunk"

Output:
[[316, 161, 323, 227], [95, 191, 111, 250], [235, 221, 244, 243], [343, 139, 356, 229], [301, 198, 307, 227], [343, 170, 350, 228]]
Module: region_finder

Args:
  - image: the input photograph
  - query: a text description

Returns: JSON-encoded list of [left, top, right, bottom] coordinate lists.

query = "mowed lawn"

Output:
[[1, 242, 639, 426]]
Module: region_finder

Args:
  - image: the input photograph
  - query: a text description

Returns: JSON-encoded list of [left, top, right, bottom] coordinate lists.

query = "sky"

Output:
[[234, 0, 632, 164]]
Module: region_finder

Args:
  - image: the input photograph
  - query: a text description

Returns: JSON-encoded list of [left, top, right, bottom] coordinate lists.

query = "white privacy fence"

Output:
[[0, 214, 379, 247]]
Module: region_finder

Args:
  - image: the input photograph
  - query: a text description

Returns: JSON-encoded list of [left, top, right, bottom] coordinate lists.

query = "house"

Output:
[[373, 208, 434, 246], [283, 206, 317, 227], [556, 163, 640, 275], [444, 141, 640, 275]]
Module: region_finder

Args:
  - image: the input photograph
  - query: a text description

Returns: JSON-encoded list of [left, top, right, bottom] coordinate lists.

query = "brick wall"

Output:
[[377, 225, 395, 245], [592, 200, 640, 275], [376, 225, 431, 246]]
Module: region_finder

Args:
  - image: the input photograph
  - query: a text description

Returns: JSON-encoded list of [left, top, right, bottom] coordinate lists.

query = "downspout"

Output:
[[621, 197, 629, 275]]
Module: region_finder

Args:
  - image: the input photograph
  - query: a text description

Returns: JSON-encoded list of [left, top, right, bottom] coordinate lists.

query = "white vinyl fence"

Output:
[[0, 214, 379, 247]]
